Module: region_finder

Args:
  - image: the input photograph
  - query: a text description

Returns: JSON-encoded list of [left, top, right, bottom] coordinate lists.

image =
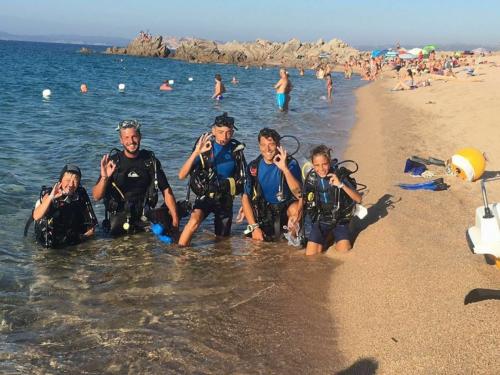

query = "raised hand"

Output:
[[194, 133, 213, 155], [100, 154, 116, 178], [327, 173, 341, 187], [273, 145, 288, 171], [50, 182, 64, 199]]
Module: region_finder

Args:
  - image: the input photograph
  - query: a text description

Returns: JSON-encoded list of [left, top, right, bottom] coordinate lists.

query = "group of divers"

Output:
[[25, 112, 365, 256]]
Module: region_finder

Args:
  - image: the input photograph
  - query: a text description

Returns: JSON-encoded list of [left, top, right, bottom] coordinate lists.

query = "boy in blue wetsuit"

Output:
[[178, 113, 246, 246], [241, 128, 303, 241]]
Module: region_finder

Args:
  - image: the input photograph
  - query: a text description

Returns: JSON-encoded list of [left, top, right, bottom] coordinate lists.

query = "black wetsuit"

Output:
[[34, 187, 96, 248], [101, 149, 171, 235]]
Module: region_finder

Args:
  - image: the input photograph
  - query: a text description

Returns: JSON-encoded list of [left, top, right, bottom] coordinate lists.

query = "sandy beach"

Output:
[[327, 56, 500, 373]]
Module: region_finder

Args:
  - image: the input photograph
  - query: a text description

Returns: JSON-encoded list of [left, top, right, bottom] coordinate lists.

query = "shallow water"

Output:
[[0, 40, 365, 373]]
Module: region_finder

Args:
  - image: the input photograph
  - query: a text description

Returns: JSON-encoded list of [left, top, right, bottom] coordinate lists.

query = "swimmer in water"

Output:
[[212, 74, 226, 100], [231, 76, 239, 84], [80, 83, 88, 93], [274, 68, 289, 111], [160, 80, 173, 91], [325, 73, 333, 101]]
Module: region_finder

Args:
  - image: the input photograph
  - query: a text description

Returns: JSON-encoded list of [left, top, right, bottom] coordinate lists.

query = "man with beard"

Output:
[[92, 120, 179, 236]]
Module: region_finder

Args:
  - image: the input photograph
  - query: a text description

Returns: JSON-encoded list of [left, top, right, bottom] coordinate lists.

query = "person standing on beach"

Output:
[[212, 74, 226, 100], [177, 113, 247, 246], [274, 68, 289, 111], [325, 73, 333, 101]]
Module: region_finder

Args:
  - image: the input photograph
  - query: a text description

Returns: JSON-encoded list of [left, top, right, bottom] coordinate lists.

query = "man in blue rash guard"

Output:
[[241, 128, 303, 241], [178, 113, 246, 246]]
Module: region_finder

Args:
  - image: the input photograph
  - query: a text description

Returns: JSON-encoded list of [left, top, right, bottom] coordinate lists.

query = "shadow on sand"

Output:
[[336, 357, 379, 375], [351, 193, 401, 244]]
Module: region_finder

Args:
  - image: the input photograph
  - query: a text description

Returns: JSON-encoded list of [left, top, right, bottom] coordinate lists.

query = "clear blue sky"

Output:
[[1, 0, 499, 47]]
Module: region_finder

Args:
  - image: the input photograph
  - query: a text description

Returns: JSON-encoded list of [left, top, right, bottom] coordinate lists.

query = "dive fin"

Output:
[[428, 157, 446, 167], [397, 178, 448, 191], [464, 288, 500, 305]]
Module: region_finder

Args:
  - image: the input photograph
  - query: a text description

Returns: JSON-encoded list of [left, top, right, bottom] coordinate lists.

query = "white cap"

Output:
[[188, 77, 193, 81], [42, 89, 51, 98], [168, 80, 174, 85], [118, 83, 126, 91]]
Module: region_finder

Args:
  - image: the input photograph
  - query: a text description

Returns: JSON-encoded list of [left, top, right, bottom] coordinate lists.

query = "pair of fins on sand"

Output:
[[399, 156, 449, 191]]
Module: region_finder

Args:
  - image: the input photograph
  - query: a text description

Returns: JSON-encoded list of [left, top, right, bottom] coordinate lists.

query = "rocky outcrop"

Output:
[[106, 35, 360, 67], [105, 35, 170, 57], [173, 37, 360, 67]]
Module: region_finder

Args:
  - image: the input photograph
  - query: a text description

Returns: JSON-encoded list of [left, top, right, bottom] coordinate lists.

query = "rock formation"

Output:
[[105, 35, 170, 57], [173, 37, 361, 67], [106, 35, 361, 67]]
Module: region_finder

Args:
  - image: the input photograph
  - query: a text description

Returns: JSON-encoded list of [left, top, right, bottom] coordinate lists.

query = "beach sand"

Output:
[[328, 57, 500, 373]]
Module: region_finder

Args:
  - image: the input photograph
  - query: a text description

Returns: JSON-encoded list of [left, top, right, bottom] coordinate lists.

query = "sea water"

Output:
[[0, 40, 366, 373]]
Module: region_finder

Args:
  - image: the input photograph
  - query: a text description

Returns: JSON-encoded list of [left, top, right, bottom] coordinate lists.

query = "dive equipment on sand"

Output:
[[397, 178, 449, 191]]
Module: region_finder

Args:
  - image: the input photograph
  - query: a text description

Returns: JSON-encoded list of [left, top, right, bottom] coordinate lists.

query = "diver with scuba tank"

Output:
[[241, 128, 303, 242], [92, 120, 179, 236], [177, 113, 246, 246], [303, 145, 362, 255], [28, 164, 97, 248]]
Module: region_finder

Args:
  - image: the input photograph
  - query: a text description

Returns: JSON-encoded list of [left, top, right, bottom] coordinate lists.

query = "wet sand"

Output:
[[327, 56, 500, 373]]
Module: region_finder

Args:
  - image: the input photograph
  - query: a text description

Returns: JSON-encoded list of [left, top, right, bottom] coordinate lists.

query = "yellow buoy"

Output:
[[448, 148, 486, 182]]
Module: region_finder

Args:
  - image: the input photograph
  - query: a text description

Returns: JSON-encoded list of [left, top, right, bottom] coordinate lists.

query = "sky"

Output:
[[1, 0, 499, 48]]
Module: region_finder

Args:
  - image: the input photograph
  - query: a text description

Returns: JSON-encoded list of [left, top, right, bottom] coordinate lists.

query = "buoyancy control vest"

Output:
[[104, 149, 160, 215], [189, 138, 246, 199], [304, 165, 357, 225], [247, 155, 297, 228], [33, 186, 97, 248]]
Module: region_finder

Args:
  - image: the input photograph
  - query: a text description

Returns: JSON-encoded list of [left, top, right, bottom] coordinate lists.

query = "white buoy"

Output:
[[118, 83, 126, 92], [168, 80, 174, 85], [188, 77, 193, 81], [42, 89, 51, 98]]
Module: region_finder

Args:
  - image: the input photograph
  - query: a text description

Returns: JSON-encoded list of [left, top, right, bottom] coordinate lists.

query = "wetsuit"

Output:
[[33, 186, 97, 248], [244, 156, 302, 240], [100, 149, 171, 236], [304, 170, 357, 247], [190, 139, 246, 236]]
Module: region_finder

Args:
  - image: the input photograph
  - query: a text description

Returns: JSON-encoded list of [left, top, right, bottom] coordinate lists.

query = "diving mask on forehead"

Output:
[[116, 120, 141, 131]]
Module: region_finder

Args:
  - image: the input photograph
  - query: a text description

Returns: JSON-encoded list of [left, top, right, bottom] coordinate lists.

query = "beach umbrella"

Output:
[[408, 48, 423, 55], [423, 44, 437, 53], [399, 53, 417, 60], [371, 49, 382, 58], [385, 50, 398, 58], [472, 47, 488, 54]]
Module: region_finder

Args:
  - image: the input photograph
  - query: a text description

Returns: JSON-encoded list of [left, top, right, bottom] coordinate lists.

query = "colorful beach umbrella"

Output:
[[408, 48, 423, 55], [385, 50, 398, 58], [423, 44, 437, 53]]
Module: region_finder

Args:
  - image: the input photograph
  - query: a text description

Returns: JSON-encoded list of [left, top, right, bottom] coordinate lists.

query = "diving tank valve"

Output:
[[123, 217, 130, 231]]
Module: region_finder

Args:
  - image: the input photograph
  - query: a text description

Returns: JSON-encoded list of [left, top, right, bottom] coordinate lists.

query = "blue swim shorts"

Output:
[[308, 221, 351, 247], [276, 93, 285, 109]]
